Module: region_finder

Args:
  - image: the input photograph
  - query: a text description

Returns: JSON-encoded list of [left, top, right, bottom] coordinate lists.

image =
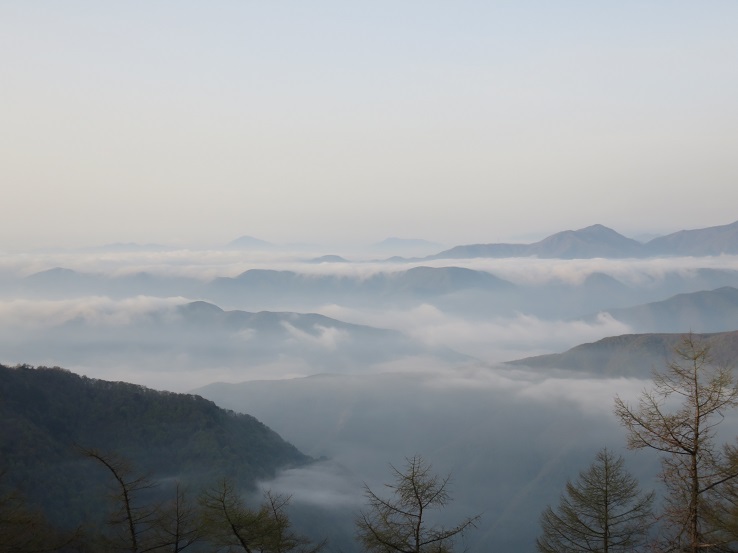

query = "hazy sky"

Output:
[[2, 2, 737, 250]]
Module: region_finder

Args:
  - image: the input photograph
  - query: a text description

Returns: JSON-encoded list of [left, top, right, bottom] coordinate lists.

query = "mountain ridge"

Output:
[[591, 286, 738, 333], [506, 330, 738, 377], [0, 363, 310, 529], [424, 220, 738, 260]]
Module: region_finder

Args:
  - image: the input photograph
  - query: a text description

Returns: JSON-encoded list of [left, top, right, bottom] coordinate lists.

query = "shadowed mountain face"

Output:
[[506, 330, 738, 378], [0, 364, 309, 529], [593, 286, 738, 333], [426, 221, 738, 260]]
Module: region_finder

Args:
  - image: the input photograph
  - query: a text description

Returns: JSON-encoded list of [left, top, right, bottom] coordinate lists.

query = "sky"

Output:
[[2, 1, 738, 251]]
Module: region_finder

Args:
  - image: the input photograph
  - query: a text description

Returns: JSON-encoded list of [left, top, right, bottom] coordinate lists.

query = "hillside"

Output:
[[0, 364, 309, 529], [645, 220, 738, 256], [506, 331, 738, 377], [594, 286, 738, 333]]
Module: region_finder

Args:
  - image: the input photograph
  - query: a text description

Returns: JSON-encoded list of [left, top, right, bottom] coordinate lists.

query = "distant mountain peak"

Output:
[[226, 235, 276, 250], [306, 255, 348, 264], [178, 300, 224, 316]]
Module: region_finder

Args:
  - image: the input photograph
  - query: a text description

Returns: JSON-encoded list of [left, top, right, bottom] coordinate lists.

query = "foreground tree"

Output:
[[614, 334, 738, 552], [85, 448, 204, 552], [355, 455, 479, 553], [701, 441, 738, 551], [85, 448, 162, 552], [199, 479, 323, 553], [537, 448, 654, 553]]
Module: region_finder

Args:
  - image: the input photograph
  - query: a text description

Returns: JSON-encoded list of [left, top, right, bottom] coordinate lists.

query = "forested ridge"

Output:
[[0, 364, 309, 532]]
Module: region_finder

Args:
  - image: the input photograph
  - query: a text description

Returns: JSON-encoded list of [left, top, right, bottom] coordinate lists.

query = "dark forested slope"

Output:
[[0, 364, 309, 528]]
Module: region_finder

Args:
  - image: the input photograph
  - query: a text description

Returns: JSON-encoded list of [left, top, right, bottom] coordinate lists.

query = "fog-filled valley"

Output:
[[5, 1, 738, 548], [4, 221, 738, 551]]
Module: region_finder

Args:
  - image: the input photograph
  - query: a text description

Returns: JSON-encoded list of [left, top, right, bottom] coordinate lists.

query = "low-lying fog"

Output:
[[3, 249, 738, 390], [4, 248, 738, 551]]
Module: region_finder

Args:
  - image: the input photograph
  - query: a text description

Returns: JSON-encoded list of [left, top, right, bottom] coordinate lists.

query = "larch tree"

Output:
[[614, 333, 738, 552], [355, 455, 479, 553], [199, 479, 323, 553], [536, 448, 654, 553]]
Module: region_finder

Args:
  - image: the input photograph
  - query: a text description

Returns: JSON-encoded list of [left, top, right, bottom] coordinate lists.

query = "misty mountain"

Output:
[[591, 286, 738, 333], [205, 266, 516, 309], [506, 330, 738, 377], [426, 220, 738, 260], [645, 219, 738, 256], [470, 268, 738, 321], [428, 224, 644, 259], [305, 254, 349, 263], [0, 363, 309, 529], [20, 266, 201, 299], [0, 300, 470, 382], [226, 234, 277, 250]]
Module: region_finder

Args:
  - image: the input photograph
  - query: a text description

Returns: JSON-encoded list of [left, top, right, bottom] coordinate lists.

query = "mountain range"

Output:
[[207, 265, 514, 305], [13, 263, 738, 324], [426, 220, 738, 260]]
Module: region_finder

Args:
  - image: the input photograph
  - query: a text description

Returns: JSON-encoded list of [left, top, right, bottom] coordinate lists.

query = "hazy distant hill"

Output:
[[645, 220, 738, 256], [207, 266, 515, 307], [506, 331, 738, 377], [429, 225, 643, 259], [0, 364, 308, 528], [226, 234, 277, 250], [427, 221, 738, 260], [21, 266, 200, 299], [306, 254, 349, 263], [593, 286, 738, 333], [1, 300, 470, 379]]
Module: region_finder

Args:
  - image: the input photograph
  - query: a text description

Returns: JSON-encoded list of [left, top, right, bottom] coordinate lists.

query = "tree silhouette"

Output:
[[356, 455, 479, 553], [537, 448, 654, 553], [614, 334, 738, 552], [199, 479, 323, 553]]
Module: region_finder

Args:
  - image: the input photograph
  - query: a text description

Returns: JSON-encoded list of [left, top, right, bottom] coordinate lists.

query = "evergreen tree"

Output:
[[537, 448, 654, 553]]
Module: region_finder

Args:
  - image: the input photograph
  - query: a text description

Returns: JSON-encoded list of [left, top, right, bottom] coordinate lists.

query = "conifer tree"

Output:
[[614, 334, 738, 552], [356, 455, 479, 553], [537, 448, 654, 553]]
